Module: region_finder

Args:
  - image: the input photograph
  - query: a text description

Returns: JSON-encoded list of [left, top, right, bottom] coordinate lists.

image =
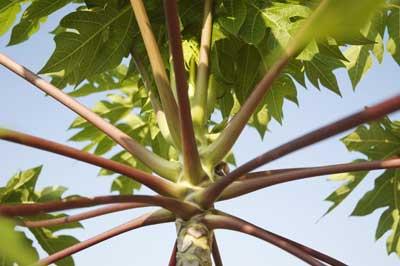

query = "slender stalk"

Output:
[[212, 235, 223, 266], [36, 210, 174, 266], [259, 228, 346, 266], [201, 56, 291, 167], [201, 0, 331, 167], [238, 168, 307, 180], [22, 203, 149, 228], [204, 213, 326, 266], [168, 241, 178, 266], [164, 0, 204, 185], [200, 94, 400, 208], [0, 128, 183, 197], [221, 158, 400, 200], [129, 0, 182, 150], [130, 48, 177, 151], [192, 0, 213, 131], [0, 53, 180, 180], [0, 195, 200, 219]]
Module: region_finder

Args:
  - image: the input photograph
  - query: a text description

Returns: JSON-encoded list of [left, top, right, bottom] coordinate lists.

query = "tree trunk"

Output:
[[175, 215, 213, 266]]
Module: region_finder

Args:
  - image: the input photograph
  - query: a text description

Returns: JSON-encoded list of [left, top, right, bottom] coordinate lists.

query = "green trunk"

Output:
[[175, 216, 213, 266]]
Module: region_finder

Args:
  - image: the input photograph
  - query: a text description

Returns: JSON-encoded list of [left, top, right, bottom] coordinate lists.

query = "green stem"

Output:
[[192, 0, 213, 134], [201, 56, 291, 167], [129, 0, 182, 151], [130, 48, 178, 151], [201, 0, 331, 168]]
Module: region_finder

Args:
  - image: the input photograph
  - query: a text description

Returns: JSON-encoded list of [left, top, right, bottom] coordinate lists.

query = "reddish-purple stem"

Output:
[[36, 210, 174, 266], [0, 53, 179, 179], [201, 95, 400, 207], [212, 235, 223, 266], [0, 195, 199, 219], [22, 203, 149, 228], [164, 0, 204, 184], [205, 213, 345, 266], [168, 241, 178, 266], [0, 128, 182, 197], [221, 158, 400, 200]]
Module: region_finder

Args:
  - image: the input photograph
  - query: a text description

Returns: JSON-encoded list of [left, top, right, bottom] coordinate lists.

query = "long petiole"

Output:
[[0, 128, 183, 197], [164, 0, 204, 185], [220, 158, 400, 200], [201, 0, 332, 167], [130, 48, 177, 150], [192, 0, 213, 133], [0, 195, 200, 219], [36, 210, 174, 266], [212, 235, 223, 266], [168, 241, 178, 266], [200, 94, 400, 208], [0, 53, 180, 180], [129, 0, 182, 151], [21, 203, 149, 228], [204, 213, 327, 266]]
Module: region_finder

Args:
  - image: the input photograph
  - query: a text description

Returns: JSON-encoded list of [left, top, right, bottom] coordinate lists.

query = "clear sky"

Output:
[[0, 5, 399, 266]]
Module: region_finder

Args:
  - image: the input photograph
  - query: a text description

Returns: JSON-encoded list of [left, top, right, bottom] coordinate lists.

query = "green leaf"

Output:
[[30, 228, 79, 266], [0, 218, 38, 266], [376, 208, 394, 240], [264, 74, 297, 124], [351, 170, 400, 255], [250, 105, 270, 138], [234, 44, 261, 103], [0, 1, 22, 37], [40, 3, 135, 86], [324, 161, 369, 215], [111, 176, 140, 195], [0, 167, 83, 265], [8, 0, 72, 45], [261, 3, 311, 51], [68, 66, 130, 97], [285, 60, 306, 87], [37, 186, 68, 202], [387, 9, 400, 65], [344, 45, 373, 89], [239, 4, 265, 45], [326, 119, 400, 256], [351, 170, 397, 216], [344, 13, 385, 89], [305, 0, 385, 42], [304, 54, 343, 95], [211, 38, 240, 84], [341, 120, 400, 160], [0, 166, 42, 203], [218, 0, 247, 35], [318, 42, 348, 62]]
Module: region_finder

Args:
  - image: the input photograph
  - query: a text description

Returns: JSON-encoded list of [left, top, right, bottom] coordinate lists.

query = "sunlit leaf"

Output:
[[0, 218, 38, 266]]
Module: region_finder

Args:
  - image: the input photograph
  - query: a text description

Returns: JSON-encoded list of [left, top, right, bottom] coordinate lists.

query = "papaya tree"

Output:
[[1, 0, 400, 265]]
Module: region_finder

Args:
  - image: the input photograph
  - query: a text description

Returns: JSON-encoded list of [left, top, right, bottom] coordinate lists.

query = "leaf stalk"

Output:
[[164, 0, 205, 185], [0, 53, 180, 180], [129, 0, 182, 151]]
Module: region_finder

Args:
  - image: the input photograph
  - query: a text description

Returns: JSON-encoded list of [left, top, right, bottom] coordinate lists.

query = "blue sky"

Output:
[[1, 5, 400, 266]]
